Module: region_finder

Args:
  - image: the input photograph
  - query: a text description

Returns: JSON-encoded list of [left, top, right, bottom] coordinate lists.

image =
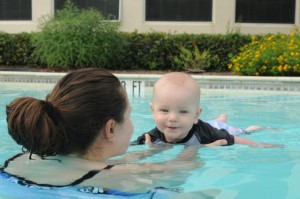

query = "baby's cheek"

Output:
[[154, 114, 164, 121]]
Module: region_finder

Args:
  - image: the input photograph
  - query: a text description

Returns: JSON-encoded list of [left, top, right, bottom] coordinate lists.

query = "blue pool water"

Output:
[[0, 82, 300, 199]]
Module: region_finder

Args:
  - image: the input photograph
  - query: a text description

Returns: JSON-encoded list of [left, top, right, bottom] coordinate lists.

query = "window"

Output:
[[146, 0, 212, 22], [0, 0, 31, 20], [55, 0, 119, 20], [236, 0, 295, 23]]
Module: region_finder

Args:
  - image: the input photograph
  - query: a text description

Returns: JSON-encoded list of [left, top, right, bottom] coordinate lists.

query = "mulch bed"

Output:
[[0, 66, 235, 76]]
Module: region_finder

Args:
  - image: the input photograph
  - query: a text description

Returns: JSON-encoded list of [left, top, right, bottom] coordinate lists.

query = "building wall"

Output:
[[1, 0, 299, 34], [0, 0, 52, 33]]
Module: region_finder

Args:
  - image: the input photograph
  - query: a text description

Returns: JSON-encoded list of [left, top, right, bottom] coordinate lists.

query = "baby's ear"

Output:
[[194, 107, 202, 124], [149, 102, 154, 112]]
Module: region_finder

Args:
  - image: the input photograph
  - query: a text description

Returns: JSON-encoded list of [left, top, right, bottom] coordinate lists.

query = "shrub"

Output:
[[172, 44, 219, 71], [0, 32, 32, 66], [123, 31, 176, 70], [31, 1, 127, 69], [0, 32, 13, 65], [170, 33, 251, 71], [229, 30, 300, 76]]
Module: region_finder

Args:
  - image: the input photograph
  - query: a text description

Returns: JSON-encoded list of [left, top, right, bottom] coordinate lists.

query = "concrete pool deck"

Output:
[[1, 71, 300, 94]]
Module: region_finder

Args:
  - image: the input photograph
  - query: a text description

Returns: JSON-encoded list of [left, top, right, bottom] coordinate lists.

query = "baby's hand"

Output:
[[204, 139, 228, 146], [145, 133, 153, 144]]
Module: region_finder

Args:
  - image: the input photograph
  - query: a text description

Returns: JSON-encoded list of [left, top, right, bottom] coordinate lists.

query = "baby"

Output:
[[132, 72, 282, 148]]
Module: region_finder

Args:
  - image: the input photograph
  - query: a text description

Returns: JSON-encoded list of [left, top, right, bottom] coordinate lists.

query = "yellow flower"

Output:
[[262, 66, 267, 71], [290, 32, 295, 37], [277, 65, 283, 72], [283, 64, 290, 72], [277, 55, 283, 61]]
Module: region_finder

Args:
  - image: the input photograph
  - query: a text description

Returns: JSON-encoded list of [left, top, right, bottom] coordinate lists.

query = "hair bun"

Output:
[[43, 100, 59, 125]]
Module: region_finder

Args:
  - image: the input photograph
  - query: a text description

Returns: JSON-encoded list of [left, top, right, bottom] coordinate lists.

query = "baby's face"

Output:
[[151, 85, 200, 143]]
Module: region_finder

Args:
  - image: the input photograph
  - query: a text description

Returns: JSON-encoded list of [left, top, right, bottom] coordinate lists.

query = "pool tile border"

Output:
[[1, 71, 300, 92]]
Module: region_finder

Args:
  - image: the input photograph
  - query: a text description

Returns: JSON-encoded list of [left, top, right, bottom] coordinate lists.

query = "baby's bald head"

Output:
[[152, 72, 200, 106]]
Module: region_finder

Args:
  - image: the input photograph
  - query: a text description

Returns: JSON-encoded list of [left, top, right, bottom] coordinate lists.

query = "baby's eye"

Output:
[[160, 108, 169, 113], [179, 110, 188, 114]]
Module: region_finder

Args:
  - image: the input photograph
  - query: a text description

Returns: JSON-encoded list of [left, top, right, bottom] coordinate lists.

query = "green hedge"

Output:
[[0, 31, 251, 72], [122, 32, 177, 70], [0, 32, 32, 66], [122, 32, 251, 71]]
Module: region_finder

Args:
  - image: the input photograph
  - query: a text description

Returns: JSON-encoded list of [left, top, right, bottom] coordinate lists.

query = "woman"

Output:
[[1, 68, 207, 198]]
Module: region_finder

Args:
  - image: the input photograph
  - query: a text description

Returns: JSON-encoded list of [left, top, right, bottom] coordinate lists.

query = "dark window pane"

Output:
[[236, 0, 295, 23], [55, 0, 119, 20], [0, 0, 31, 20], [146, 0, 212, 22]]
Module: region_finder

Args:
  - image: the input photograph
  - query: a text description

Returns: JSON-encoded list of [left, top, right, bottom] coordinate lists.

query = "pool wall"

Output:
[[1, 71, 300, 96]]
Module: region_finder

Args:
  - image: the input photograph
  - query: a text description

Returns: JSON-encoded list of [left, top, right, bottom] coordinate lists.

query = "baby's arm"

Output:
[[244, 126, 280, 133], [144, 134, 228, 147], [234, 136, 284, 148], [203, 139, 228, 146]]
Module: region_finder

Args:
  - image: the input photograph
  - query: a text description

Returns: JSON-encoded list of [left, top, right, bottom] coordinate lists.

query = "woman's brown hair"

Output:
[[6, 68, 127, 159]]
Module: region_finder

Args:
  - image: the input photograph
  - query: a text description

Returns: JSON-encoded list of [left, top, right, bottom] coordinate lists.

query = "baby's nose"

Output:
[[168, 112, 178, 122]]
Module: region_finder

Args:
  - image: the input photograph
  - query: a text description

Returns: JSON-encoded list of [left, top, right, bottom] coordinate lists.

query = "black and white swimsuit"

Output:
[[0, 152, 180, 198], [131, 119, 235, 146]]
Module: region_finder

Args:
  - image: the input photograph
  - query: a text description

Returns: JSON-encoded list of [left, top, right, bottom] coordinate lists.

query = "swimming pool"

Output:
[[0, 81, 300, 199]]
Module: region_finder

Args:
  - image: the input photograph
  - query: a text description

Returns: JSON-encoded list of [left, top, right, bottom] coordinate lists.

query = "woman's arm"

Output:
[[110, 134, 172, 164], [104, 135, 202, 192]]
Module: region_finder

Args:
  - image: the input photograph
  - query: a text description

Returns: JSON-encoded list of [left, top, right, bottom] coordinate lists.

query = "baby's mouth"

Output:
[[168, 126, 178, 130]]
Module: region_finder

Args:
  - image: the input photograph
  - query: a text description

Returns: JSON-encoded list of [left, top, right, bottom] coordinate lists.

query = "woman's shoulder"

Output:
[[2, 152, 108, 186]]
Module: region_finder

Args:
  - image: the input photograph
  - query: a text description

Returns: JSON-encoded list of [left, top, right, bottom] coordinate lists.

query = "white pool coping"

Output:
[[1, 71, 300, 93], [1, 71, 299, 81]]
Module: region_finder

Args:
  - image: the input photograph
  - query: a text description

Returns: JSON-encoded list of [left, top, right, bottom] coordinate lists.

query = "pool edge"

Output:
[[1, 71, 300, 92]]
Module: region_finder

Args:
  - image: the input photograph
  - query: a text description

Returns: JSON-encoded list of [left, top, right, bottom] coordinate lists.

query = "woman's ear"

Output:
[[103, 119, 116, 140], [194, 106, 202, 124]]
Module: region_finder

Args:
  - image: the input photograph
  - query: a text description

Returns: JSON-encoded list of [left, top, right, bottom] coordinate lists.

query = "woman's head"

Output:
[[6, 68, 131, 159]]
